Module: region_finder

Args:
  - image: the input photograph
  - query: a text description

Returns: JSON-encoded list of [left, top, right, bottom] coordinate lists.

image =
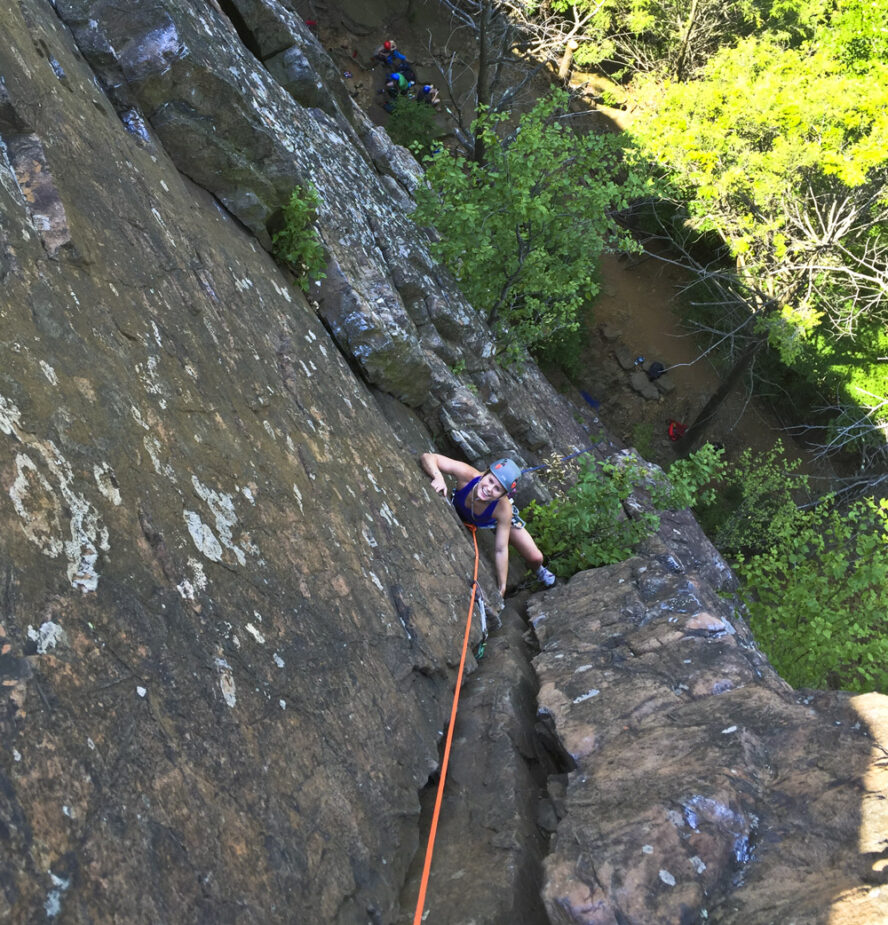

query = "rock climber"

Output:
[[415, 83, 441, 108], [420, 452, 557, 596]]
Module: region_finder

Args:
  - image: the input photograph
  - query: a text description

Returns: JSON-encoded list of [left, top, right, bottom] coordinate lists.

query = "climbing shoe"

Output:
[[536, 565, 556, 588]]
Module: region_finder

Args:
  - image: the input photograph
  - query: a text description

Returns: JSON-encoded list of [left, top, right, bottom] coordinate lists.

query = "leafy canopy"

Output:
[[631, 36, 888, 360], [557, 0, 825, 79], [694, 443, 888, 693], [524, 444, 724, 576], [413, 90, 646, 357], [736, 495, 888, 693]]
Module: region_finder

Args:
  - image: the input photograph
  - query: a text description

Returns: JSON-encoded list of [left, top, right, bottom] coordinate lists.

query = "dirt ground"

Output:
[[294, 0, 831, 477], [557, 251, 824, 472]]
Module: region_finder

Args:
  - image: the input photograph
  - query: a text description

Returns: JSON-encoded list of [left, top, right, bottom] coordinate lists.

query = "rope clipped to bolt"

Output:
[[412, 524, 480, 925]]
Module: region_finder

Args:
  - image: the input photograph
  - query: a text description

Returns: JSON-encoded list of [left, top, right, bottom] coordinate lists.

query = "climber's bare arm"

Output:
[[420, 453, 481, 496]]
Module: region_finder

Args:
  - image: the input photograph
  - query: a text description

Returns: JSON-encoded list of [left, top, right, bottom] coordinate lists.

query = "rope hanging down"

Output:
[[412, 525, 480, 925]]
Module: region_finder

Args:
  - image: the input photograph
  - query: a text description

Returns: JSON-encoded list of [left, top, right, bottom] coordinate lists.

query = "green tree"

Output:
[[736, 496, 888, 693], [570, 0, 825, 80], [524, 444, 724, 576], [413, 91, 646, 357], [385, 96, 441, 156], [631, 35, 888, 450]]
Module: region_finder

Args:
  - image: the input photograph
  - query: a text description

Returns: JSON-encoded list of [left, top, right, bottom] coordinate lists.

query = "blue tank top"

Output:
[[451, 476, 499, 527]]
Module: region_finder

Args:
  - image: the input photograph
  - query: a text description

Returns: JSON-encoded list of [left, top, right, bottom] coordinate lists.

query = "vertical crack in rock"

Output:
[[398, 594, 563, 924]]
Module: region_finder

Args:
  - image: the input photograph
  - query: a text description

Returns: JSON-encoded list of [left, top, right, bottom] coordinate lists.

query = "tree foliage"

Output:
[[524, 444, 724, 576], [691, 444, 888, 692], [566, 0, 824, 79], [630, 30, 887, 464], [413, 91, 646, 357], [633, 37, 888, 338], [736, 496, 888, 693], [271, 185, 326, 291]]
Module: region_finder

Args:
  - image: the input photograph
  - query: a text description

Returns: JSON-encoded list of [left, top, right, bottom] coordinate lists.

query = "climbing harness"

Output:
[[412, 525, 480, 925]]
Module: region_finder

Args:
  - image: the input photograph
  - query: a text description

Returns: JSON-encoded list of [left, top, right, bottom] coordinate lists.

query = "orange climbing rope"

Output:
[[412, 524, 480, 925]]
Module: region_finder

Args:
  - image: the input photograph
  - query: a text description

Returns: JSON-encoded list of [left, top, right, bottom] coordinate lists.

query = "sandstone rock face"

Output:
[[49, 0, 587, 472], [530, 514, 888, 924], [0, 2, 520, 921], [2, 0, 887, 923]]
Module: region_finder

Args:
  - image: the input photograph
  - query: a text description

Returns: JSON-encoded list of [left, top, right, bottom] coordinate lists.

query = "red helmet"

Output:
[[384, 40, 392, 50]]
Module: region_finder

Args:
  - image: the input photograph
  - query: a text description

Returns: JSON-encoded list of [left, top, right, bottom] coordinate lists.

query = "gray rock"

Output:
[[654, 371, 675, 393], [530, 541, 888, 925], [630, 367, 661, 400], [614, 345, 638, 370]]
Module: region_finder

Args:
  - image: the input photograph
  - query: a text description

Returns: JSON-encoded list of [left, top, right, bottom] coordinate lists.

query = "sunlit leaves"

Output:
[[413, 90, 647, 357]]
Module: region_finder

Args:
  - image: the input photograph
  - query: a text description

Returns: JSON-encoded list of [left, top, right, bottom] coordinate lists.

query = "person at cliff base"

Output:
[[420, 452, 557, 596], [372, 39, 396, 64], [416, 83, 441, 107], [385, 72, 410, 97]]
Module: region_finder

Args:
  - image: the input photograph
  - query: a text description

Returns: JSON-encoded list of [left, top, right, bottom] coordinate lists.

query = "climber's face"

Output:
[[477, 471, 506, 502]]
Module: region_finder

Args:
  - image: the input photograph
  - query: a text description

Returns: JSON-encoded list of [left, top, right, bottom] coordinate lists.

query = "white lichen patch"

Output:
[[139, 355, 167, 409], [45, 871, 70, 918], [183, 510, 223, 562], [39, 361, 58, 385], [93, 462, 122, 506], [273, 652, 284, 668], [27, 621, 67, 654], [378, 503, 403, 532], [190, 476, 252, 566], [130, 405, 149, 430], [144, 436, 176, 481], [572, 689, 600, 704], [177, 557, 208, 600], [0, 394, 23, 434], [245, 623, 265, 645], [215, 657, 237, 708], [8, 421, 110, 593], [12, 454, 63, 555]]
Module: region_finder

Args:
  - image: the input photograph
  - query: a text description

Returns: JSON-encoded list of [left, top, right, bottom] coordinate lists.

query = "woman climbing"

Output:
[[420, 452, 557, 596]]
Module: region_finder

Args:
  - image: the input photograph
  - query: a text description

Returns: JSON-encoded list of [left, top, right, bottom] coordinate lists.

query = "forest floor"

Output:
[[294, 0, 835, 478]]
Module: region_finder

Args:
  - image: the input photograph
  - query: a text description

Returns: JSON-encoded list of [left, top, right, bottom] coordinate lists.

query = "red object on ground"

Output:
[[667, 419, 687, 441]]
